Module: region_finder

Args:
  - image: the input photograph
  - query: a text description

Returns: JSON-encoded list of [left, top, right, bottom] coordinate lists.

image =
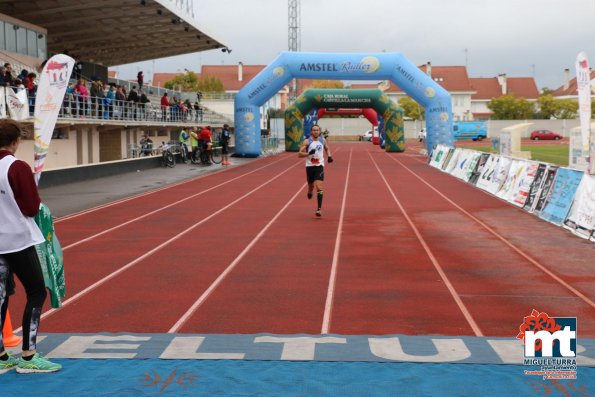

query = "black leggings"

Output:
[[0, 246, 47, 352]]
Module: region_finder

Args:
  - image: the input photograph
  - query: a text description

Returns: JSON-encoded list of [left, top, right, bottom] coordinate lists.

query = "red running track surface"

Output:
[[9, 143, 595, 337]]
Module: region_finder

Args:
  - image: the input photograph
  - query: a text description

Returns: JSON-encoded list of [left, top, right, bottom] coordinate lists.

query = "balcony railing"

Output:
[[5, 88, 232, 125]]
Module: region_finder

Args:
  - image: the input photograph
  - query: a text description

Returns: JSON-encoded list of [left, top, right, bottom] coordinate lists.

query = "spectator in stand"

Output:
[[90, 80, 101, 118], [105, 85, 115, 119], [137, 71, 144, 89], [3, 63, 14, 87], [62, 82, 75, 116], [169, 97, 179, 121], [127, 86, 139, 120], [115, 86, 126, 120], [160, 93, 169, 121], [179, 99, 188, 121], [193, 102, 201, 121], [139, 89, 150, 120], [184, 99, 193, 121], [0, 67, 7, 86], [75, 79, 89, 117], [24, 73, 37, 114], [97, 81, 106, 119], [17, 69, 28, 82]]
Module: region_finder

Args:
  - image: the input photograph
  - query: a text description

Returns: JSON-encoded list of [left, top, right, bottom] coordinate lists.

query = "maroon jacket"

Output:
[[0, 149, 41, 217]]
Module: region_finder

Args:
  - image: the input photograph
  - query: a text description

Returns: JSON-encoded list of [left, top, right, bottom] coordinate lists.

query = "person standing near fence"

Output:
[[189, 126, 200, 161], [221, 124, 231, 165], [137, 71, 144, 89], [179, 128, 189, 161], [298, 124, 333, 217], [160, 93, 169, 121], [0, 120, 62, 373]]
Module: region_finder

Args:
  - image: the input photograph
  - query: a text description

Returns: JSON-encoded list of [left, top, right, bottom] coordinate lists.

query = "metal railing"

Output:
[[4, 87, 232, 125]]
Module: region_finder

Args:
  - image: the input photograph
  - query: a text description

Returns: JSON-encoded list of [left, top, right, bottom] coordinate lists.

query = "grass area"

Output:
[[456, 144, 569, 166]]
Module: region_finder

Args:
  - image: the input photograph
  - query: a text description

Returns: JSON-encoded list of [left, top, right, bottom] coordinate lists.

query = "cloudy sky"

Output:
[[115, 0, 595, 90]]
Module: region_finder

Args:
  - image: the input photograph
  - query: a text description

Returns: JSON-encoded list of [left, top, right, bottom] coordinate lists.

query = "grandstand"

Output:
[[0, 0, 230, 172]]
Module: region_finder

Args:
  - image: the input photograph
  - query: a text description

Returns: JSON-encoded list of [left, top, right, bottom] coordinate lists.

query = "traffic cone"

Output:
[[2, 311, 22, 347]]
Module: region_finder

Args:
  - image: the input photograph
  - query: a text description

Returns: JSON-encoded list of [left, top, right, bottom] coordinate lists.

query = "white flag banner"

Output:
[[575, 52, 592, 173], [0, 87, 6, 119], [6, 88, 30, 121], [33, 54, 75, 184]]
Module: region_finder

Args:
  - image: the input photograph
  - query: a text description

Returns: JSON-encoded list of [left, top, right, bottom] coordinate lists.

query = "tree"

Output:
[[305, 80, 344, 89], [398, 96, 424, 120], [164, 71, 199, 91], [541, 87, 554, 95], [487, 94, 534, 120], [536, 95, 578, 119], [554, 98, 578, 119], [537, 95, 558, 119], [196, 75, 224, 93], [164, 72, 224, 92]]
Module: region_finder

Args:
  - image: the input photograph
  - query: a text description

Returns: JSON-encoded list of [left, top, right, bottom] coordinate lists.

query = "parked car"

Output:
[[530, 129, 562, 140], [360, 130, 373, 141]]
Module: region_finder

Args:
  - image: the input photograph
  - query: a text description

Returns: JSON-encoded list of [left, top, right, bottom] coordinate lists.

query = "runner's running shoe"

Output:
[[16, 353, 62, 373], [0, 353, 18, 370]]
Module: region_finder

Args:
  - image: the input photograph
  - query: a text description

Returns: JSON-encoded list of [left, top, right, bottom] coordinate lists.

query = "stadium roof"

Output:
[[0, 0, 226, 66]]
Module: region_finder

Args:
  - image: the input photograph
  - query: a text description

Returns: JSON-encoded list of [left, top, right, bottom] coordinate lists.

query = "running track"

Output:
[[10, 142, 595, 338]]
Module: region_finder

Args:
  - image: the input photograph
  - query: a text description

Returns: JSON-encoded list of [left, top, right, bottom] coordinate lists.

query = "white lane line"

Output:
[[19, 160, 302, 332], [54, 154, 290, 223], [369, 152, 484, 337], [61, 156, 291, 251], [169, 183, 307, 333], [389, 155, 595, 309], [169, 148, 343, 333], [321, 149, 353, 334]]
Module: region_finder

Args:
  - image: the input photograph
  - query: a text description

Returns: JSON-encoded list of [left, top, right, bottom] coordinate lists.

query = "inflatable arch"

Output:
[[234, 52, 454, 157], [285, 89, 404, 152]]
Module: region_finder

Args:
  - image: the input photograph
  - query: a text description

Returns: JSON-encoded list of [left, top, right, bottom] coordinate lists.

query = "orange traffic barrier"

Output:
[[2, 311, 21, 347]]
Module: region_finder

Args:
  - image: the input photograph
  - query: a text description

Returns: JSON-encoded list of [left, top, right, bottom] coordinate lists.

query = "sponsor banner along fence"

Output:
[[539, 168, 584, 226], [563, 174, 595, 240], [428, 148, 594, 242]]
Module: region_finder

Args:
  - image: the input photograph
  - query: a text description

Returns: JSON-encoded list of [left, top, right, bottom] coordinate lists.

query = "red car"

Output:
[[530, 129, 562, 140]]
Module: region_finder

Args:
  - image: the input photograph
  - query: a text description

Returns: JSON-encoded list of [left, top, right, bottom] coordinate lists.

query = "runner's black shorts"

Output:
[[221, 143, 228, 155], [306, 165, 324, 184]]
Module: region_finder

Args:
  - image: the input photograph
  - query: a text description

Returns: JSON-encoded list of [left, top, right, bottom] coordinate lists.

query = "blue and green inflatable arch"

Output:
[[234, 52, 453, 157]]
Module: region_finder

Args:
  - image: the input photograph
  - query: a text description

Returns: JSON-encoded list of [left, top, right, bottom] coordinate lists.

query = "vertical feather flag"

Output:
[[33, 54, 75, 184]]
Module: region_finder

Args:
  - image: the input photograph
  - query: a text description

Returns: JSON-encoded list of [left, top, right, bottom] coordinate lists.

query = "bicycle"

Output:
[[168, 141, 189, 164], [209, 142, 223, 164], [161, 147, 176, 168], [178, 143, 190, 164], [194, 142, 222, 165]]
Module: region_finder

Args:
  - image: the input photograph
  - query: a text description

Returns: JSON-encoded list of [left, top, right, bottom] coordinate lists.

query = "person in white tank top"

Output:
[[298, 124, 333, 217], [0, 119, 62, 373]]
